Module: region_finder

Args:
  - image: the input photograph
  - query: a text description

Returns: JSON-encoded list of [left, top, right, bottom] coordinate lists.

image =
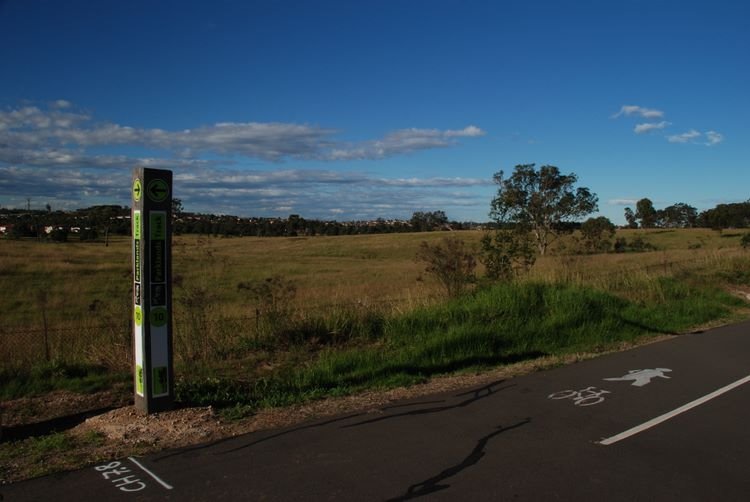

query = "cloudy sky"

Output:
[[1, 0, 748, 223]]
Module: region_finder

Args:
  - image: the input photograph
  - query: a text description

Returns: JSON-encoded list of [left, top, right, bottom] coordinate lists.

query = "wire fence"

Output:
[[0, 295, 427, 370]]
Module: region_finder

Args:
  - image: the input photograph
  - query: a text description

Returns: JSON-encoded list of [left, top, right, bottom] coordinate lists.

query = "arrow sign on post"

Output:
[[132, 179, 142, 202], [132, 168, 174, 414], [147, 179, 170, 203]]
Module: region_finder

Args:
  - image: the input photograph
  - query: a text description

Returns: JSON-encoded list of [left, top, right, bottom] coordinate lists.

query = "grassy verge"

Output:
[[0, 362, 129, 401], [0, 430, 114, 480], [176, 272, 747, 415]]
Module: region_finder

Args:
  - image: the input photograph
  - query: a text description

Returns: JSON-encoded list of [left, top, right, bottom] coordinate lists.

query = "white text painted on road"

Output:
[[94, 458, 173, 493], [94, 461, 147, 492]]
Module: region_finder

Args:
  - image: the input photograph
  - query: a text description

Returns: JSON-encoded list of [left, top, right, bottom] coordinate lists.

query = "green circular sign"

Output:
[[134, 306, 143, 326], [147, 179, 170, 203], [132, 179, 142, 202], [150, 307, 168, 327]]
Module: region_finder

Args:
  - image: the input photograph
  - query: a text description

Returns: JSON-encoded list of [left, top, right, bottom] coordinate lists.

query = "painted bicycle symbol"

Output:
[[548, 386, 611, 406]]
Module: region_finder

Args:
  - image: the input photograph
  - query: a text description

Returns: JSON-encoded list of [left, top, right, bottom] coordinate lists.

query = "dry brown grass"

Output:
[[2, 228, 746, 326], [1, 228, 747, 366]]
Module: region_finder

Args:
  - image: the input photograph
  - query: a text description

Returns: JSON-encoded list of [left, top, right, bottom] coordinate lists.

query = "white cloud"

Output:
[[444, 125, 485, 137], [0, 102, 484, 163], [0, 106, 89, 132], [174, 168, 491, 191], [0, 101, 490, 220], [326, 126, 486, 160], [377, 177, 491, 187], [52, 100, 72, 109], [667, 129, 702, 143], [200, 169, 493, 219], [666, 129, 724, 146], [1, 162, 493, 220], [612, 105, 664, 119], [611, 104, 724, 147], [608, 199, 639, 206], [705, 130, 724, 146], [633, 121, 670, 134]]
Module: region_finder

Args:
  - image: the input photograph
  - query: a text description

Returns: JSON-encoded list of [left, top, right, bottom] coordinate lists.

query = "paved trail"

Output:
[[4, 320, 750, 501]]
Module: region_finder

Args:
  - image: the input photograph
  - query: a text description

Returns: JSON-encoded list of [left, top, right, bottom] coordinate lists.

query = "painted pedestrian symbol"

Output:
[[147, 179, 169, 202], [604, 368, 672, 387]]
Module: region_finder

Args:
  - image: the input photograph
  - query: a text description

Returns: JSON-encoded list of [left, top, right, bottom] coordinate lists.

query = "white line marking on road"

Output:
[[128, 456, 174, 490], [599, 374, 750, 446]]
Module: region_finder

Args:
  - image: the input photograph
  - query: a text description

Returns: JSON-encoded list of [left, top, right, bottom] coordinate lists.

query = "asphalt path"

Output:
[[4, 319, 750, 501]]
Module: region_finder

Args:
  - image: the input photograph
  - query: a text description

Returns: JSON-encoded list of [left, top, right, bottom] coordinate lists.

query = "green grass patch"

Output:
[[3, 231, 748, 407], [0, 430, 108, 481], [715, 256, 750, 286], [0, 362, 130, 400], [176, 277, 746, 413]]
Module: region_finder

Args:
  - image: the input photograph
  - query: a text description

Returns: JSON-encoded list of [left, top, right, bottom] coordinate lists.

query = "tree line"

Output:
[[0, 205, 130, 243], [623, 198, 750, 230], [173, 208, 471, 237], [0, 204, 475, 241], [3, 184, 749, 244]]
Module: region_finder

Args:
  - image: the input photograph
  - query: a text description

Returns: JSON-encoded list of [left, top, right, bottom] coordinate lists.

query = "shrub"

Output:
[[78, 228, 98, 241], [479, 230, 536, 280], [613, 236, 657, 253], [48, 228, 68, 242], [416, 237, 477, 297], [238, 275, 297, 321], [579, 216, 616, 253]]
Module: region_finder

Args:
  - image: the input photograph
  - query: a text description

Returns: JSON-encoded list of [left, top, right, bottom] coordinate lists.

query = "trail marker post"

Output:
[[132, 168, 174, 414]]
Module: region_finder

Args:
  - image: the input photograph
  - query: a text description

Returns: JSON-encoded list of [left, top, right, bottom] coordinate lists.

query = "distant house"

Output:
[[44, 225, 70, 234]]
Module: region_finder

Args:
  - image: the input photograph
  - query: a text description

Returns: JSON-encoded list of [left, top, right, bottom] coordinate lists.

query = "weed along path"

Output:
[[4, 320, 750, 501]]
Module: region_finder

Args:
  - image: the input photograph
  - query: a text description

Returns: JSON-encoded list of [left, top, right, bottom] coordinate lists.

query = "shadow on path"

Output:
[[154, 412, 369, 462], [214, 412, 369, 456], [342, 380, 513, 429], [386, 418, 531, 501], [0, 407, 115, 442]]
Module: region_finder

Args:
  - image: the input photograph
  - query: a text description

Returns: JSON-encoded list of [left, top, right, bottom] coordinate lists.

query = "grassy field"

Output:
[[1, 228, 744, 326], [1, 228, 749, 403], [2, 227, 749, 484]]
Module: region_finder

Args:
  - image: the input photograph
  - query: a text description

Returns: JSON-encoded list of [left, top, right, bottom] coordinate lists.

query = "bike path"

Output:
[[3, 320, 750, 501]]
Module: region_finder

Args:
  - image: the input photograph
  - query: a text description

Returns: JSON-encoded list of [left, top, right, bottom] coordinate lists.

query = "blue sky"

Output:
[[1, 0, 748, 223]]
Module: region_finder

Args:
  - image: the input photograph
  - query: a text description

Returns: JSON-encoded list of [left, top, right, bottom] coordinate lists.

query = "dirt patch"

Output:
[[81, 405, 232, 447]]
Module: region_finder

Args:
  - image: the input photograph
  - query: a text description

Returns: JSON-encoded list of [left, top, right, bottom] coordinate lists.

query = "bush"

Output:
[[237, 275, 302, 345], [741, 233, 750, 250], [238, 275, 297, 322], [416, 237, 477, 297], [78, 228, 98, 241], [48, 228, 68, 242], [579, 217, 616, 253], [479, 230, 536, 280], [613, 236, 657, 253]]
